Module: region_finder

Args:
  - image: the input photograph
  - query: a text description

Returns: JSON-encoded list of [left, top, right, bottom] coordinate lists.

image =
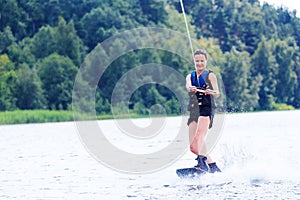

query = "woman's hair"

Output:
[[194, 49, 208, 60]]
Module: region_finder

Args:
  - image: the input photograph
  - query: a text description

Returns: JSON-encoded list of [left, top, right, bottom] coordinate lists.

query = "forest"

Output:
[[1, 0, 300, 118]]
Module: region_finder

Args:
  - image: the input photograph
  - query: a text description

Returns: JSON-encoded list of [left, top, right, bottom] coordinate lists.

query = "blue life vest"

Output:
[[190, 70, 210, 89], [189, 70, 216, 108]]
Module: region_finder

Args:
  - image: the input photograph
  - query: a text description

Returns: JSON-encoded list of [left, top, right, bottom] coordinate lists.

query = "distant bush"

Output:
[[272, 103, 295, 110]]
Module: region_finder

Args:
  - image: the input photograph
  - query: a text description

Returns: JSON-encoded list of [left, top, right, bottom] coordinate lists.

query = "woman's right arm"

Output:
[[186, 74, 197, 93]]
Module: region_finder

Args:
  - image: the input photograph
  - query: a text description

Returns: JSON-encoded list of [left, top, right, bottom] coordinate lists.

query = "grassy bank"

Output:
[[0, 110, 76, 125], [0, 110, 152, 125], [1, 108, 296, 125]]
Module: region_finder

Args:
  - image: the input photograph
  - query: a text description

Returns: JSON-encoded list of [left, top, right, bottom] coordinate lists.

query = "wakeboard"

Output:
[[176, 167, 207, 178]]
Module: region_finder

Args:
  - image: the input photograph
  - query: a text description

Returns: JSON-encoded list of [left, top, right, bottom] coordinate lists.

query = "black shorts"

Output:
[[187, 106, 215, 129]]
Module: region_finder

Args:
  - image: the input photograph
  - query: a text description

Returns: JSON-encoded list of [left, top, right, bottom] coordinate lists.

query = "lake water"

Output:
[[1, 110, 300, 199]]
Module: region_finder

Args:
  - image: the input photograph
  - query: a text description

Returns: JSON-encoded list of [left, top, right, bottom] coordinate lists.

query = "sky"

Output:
[[260, 0, 300, 17]]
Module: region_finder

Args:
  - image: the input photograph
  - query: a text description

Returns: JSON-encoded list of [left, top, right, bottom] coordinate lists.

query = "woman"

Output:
[[185, 49, 221, 173]]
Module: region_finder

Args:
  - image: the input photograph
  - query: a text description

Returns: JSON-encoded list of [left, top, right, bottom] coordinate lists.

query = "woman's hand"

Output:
[[189, 86, 197, 93]]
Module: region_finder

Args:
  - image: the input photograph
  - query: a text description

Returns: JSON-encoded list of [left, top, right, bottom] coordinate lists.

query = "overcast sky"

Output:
[[260, 0, 300, 17]]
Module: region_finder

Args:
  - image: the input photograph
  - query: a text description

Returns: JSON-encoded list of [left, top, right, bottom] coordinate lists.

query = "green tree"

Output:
[[212, 0, 232, 52], [7, 37, 35, 68], [1, 0, 300, 114], [293, 52, 300, 108], [165, 97, 181, 115], [0, 0, 27, 39], [290, 10, 300, 47], [165, 3, 196, 38], [139, 0, 167, 24], [38, 53, 78, 110], [31, 25, 56, 59], [261, 3, 279, 39], [232, 0, 264, 54], [80, 5, 117, 50], [276, 8, 295, 41], [95, 91, 111, 115], [189, 0, 214, 38], [16, 0, 45, 36], [53, 17, 84, 66], [0, 26, 16, 53], [272, 38, 297, 104], [251, 37, 277, 110], [144, 85, 166, 108], [0, 54, 17, 110], [43, 0, 61, 26], [31, 17, 84, 66], [15, 64, 46, 109], [222, 47, 261, 111], [133, 100, 148, 115]]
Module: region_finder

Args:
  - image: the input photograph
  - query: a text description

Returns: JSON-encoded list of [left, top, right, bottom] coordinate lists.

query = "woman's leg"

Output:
[[206, 155, 213, 164], [189, 121, 198, 154], [190, 116, 210, 155]]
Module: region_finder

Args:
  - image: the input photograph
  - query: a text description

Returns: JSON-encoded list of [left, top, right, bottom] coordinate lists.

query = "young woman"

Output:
[[185, 49, 221, 173]]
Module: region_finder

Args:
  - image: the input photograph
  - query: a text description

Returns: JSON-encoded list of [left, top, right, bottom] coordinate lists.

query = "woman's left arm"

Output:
[[208, 73, 220, 98]]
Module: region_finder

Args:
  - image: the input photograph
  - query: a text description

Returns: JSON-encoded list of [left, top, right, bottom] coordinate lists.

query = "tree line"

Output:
[[0, 0, 299, 115]]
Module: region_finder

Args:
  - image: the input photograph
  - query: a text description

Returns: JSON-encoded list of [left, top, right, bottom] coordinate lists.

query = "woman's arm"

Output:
[[186, 74, 197, 93], [207, 73, 220, 98]]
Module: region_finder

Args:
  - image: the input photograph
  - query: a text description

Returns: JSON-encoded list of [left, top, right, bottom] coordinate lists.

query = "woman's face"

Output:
[[194, 54, 207, 72]]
